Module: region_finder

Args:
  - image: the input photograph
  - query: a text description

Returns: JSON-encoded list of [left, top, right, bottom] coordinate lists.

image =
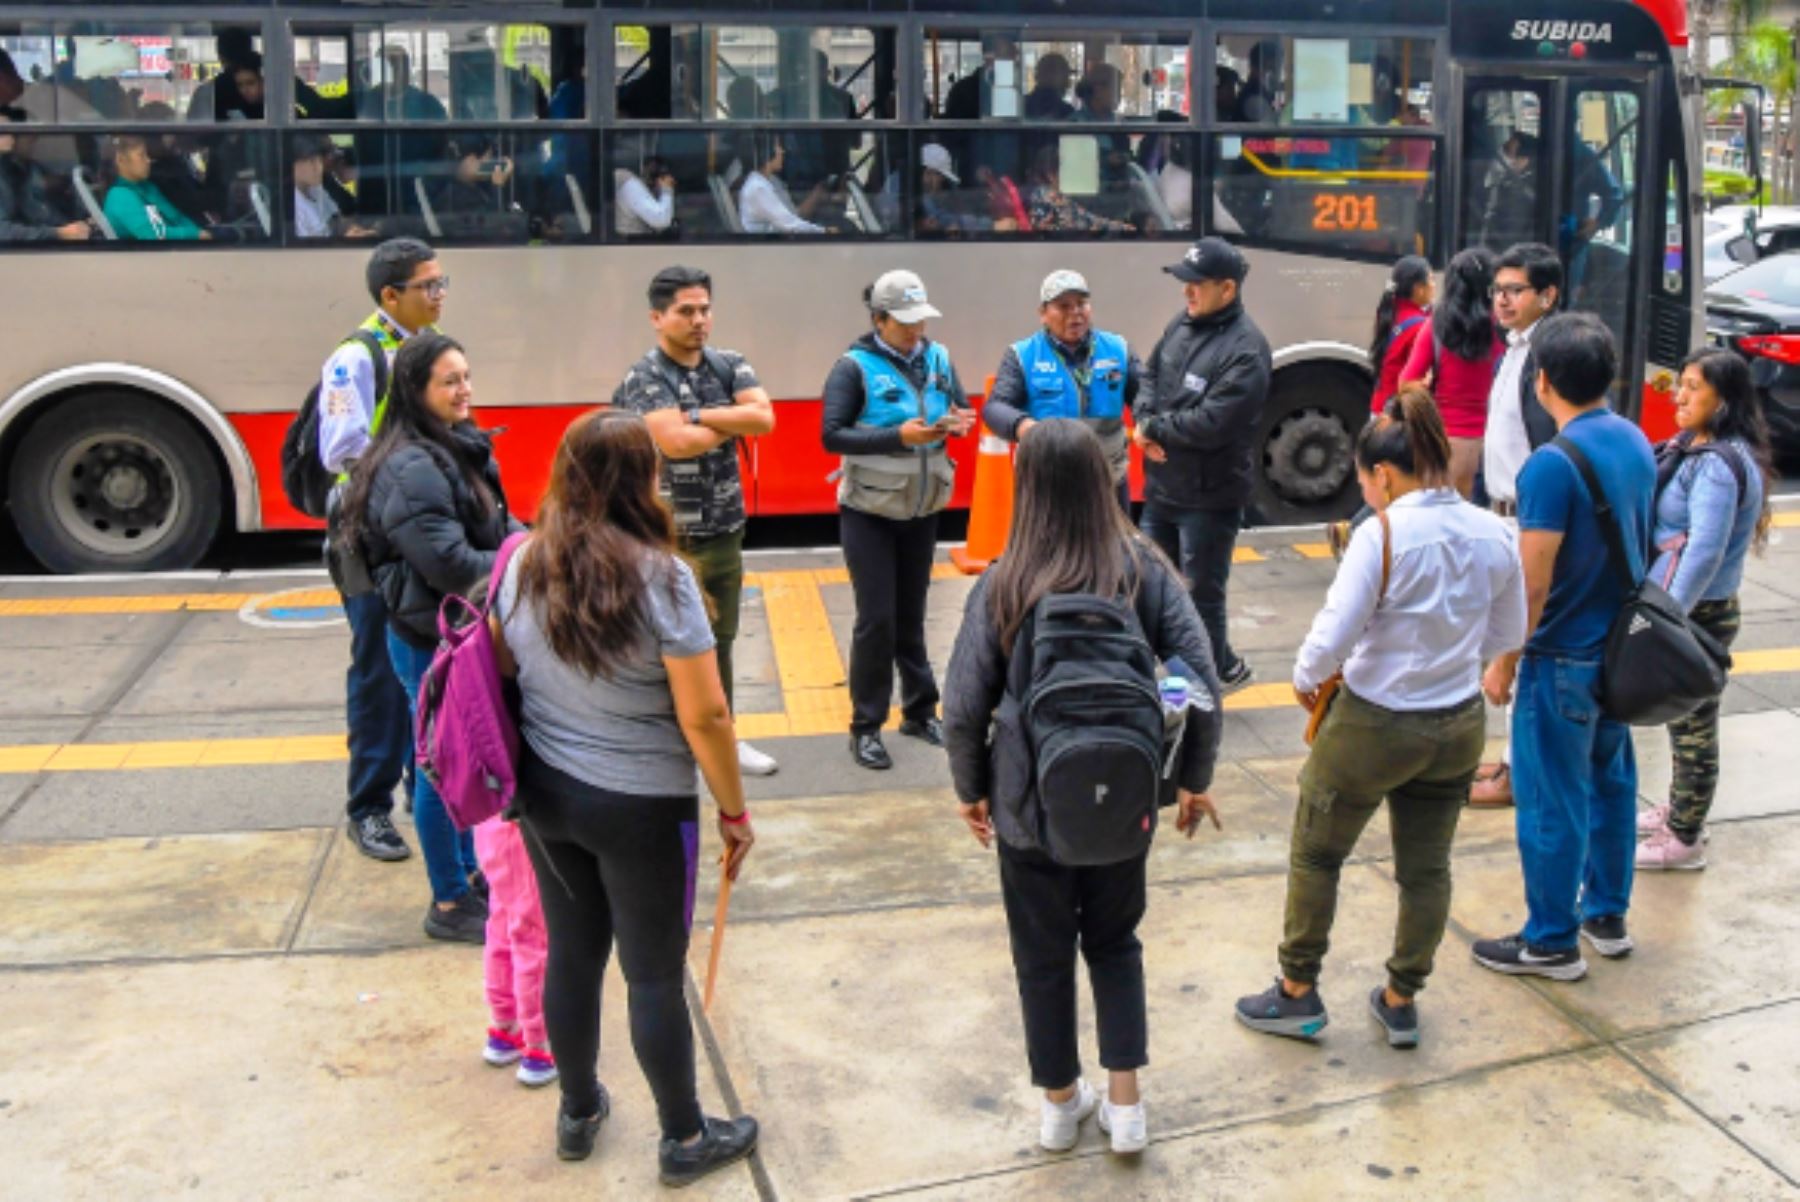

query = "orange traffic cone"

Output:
[[950, 380, 1015, 575]]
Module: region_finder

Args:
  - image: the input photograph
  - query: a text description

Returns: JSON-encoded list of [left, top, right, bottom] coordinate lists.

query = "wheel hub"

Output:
[[51, 435, 181, 555], [1263, 409, 1354, 505]]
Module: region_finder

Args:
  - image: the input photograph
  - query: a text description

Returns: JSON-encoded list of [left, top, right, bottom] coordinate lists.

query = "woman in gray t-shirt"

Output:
[[492, 410, 758, 1182]]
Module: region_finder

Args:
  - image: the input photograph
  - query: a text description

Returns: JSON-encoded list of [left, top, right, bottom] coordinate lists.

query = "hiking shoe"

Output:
[[483, 1027, 523, 1067], [1234, 979, 1328, 1039], [737, 740, 779, 777], [347, 813, 410, 862], [423, 893, 487, 944], [659, 1115, 760, 1188], [1637, 826, 1708, 871], [556, 1086, 612, 1162], [898, 716, 945, 746], [517, 1048, 558, 1089], [1367, 987, 1420, 1048], [1580, 915, 1635, 958], [1096, 1098, 1148, 1155], [1472, 934, 1586, 980], [1219, 660, 1255, 694], [1039, 1079, 1098, 1152], [851, 732, 892, 770]]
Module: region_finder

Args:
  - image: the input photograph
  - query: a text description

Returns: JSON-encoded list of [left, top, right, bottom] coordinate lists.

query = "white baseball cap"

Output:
[[868, 269, 941, 323], [1040, 269, 1090, 305], [920, 142, 960, 185]]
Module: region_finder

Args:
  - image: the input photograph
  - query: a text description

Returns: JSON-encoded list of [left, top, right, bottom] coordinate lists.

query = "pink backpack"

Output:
[[416, 531, 530, 831]]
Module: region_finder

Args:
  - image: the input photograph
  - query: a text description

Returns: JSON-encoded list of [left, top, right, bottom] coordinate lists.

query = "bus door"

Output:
[[1457, 73, 1651, 408]]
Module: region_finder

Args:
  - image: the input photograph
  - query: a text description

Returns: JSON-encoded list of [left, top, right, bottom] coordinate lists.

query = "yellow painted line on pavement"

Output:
[[1293, 543, 1335, 560], [1735, 647, 1800, 673], [1774, 512, 1799, 529]]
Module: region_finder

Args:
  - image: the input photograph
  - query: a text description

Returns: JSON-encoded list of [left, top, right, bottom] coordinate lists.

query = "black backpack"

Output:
[[281, 328, 388, 519], [1005, 585, 1166, 867], [1554, 435, 1732, 726]]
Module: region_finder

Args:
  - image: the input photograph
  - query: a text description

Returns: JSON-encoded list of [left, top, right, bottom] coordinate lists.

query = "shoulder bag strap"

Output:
[[702, 348, 739, 401], [351, 328, 388, 406], [1551, 434, 1637, 593]]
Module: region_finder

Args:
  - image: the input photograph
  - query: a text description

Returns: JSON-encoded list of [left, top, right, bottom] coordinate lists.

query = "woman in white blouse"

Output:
[[1234, 384, 1526, 1050], [735, 135, 828, 235], [614, 153, 676, 237]]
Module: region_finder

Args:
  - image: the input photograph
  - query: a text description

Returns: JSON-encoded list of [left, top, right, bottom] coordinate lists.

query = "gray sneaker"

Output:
[[347, 813, 410, 862], [1234, 979, 1328, 1039], [1367, 986, 1420, 1048]]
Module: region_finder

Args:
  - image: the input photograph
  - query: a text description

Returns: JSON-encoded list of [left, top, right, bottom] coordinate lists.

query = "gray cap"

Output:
[[868, 269, 941, 323], [1039, 269, 1090, 305]]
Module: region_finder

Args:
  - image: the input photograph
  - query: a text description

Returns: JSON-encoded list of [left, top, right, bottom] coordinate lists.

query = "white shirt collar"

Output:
[[1507, 318, 1542, 350]]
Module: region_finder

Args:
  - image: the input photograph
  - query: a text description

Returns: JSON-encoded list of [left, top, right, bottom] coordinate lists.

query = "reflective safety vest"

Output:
[[844, 343, 953, 429], [1010, 329, 1129, 422], [358, 311, 408, 438]]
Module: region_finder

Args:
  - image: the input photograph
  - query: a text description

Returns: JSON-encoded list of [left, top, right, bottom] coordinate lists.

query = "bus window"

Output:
[[1214, 34, 1433, 128], [1213, 134, 1435, 259], [920, 28, 1188, 122], [291, 22, 577, 124], [1461, 86, 1549, 253], [2, 22, 262, 124], [612, 24, 895, 126], [73, 127, 276, 244], [1563, 86, 1642, 390]]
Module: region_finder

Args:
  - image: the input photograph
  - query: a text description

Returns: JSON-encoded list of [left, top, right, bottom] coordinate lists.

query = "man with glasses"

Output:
[[1470, 240, 1564, 808], [320, 238, 447, 862], [983, 269, 1142, 511]]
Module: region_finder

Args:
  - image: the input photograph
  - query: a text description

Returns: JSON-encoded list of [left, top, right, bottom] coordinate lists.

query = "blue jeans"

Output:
[[343, 590, 412, 822], [1511, 654, 1637, 951], [386, 629, 478, 905], [1138, 501, 1241, 676]]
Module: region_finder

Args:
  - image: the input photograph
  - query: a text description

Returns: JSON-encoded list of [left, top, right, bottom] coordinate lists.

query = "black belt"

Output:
[[1491, 499, 1517, 518]]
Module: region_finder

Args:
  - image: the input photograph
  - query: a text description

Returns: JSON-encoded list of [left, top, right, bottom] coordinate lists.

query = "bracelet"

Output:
[[719, 809, 750, 825]]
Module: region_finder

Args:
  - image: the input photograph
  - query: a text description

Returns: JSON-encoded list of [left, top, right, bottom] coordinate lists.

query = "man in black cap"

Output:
[[1133, 236, 1271, 691]]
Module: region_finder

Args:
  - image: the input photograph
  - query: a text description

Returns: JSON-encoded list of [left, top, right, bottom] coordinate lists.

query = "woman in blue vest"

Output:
[[821, 270, 975, 770], [982, 269, 1142, 512]]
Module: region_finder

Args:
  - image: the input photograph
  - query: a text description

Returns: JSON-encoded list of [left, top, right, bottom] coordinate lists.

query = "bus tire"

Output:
[[6, 394, 223, 574], [1248, 363, 1368, 527]]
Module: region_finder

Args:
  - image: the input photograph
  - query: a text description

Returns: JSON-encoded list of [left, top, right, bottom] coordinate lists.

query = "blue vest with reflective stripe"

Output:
[[1011, 329, 1129, 422], [845, 343, 953, 429]]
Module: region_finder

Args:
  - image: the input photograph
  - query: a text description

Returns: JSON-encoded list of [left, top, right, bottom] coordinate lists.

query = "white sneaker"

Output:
[[1038, 1079, 1098, 1152], [736, 740, 778, 776], [1097, 1097, 1148, 1154]]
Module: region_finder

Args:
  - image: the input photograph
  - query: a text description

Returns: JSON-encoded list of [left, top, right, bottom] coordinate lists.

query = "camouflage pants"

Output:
[[1666, 596, 1742, 839]]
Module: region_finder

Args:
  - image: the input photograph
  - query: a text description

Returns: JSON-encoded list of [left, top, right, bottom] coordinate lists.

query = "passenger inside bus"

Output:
[[904, 142, 1015, 237], [1024, 54, 1073, 121], [1025, 144, 1134, 236], [136, 104, 223, 227], [293, 134, 375, 240], [1477, 130, 1540, 250], [614, 146, 676, 239], [0, 106, 91, 242], [734, 133, 831, 235], [1233, 41, 1283, 123], [101, 134, 208, 242]]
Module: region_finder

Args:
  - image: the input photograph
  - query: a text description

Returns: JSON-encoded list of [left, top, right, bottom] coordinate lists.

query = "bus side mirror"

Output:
[[1740, 99, 1763, 205]]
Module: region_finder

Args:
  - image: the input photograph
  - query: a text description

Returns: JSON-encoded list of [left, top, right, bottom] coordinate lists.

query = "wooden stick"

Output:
[[703, 852, 734, 1012]]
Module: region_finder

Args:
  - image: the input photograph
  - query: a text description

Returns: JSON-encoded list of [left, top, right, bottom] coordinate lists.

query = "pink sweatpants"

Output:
[[473, 818, 549, 1050]]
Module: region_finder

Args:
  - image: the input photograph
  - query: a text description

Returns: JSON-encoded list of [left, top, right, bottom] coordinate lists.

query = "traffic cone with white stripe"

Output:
[[950, 383, 1015, 575]]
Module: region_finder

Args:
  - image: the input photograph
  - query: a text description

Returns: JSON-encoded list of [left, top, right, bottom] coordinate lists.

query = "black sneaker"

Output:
[[898, 716, 945, 747], [659, 1115, 759, 1189], [1234, 979, 1328, 1039], [1367, 987, 1420, 1048], [851, 732, 892, 770], [422, 892, 488, 944], [468, 869, 490, 908], [1580, 915, 1634, 959], [1472, 934, 1587, 981], [556, 1086, 612, 1161], [1219, 659, 1255, 694], [347, 813, 410, 862]]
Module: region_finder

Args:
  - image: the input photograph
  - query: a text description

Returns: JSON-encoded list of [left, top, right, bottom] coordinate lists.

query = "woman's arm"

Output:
[[942, 579, 1007, 805], [1293, 518, 1385, 696], [1667, 456, 1740, 611], [379, 453, 497, 597], [667, 650, 755, 879], [1398, 324, 1433, 384], [617, 173, 674, 232]]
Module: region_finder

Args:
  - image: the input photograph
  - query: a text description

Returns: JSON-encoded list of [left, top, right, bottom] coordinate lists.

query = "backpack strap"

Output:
[[702, 348, 740, 400], [347, 327, 389, 409], [485, 531, 530, 620], [1551, 434, 1638, 593], [1374, 509, 1393, 603]]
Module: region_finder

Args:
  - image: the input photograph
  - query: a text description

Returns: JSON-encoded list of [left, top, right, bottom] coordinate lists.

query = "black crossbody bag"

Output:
[[1552, 435, 1731, 726]]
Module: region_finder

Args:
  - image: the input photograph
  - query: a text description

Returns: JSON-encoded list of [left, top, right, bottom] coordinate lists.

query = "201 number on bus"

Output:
[[1311, 194, 1380, 232]]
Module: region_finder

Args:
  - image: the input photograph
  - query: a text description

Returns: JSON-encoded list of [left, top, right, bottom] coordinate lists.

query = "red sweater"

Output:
[[1370, 300, 1431, 414], [1399, 321, 1502, 438]]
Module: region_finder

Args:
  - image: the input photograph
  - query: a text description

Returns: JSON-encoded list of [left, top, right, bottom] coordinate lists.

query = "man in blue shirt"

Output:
[[1473, 313, 1655, 980]]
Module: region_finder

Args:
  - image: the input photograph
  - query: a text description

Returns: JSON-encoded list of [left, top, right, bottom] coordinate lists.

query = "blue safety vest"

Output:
[[845, 343, 953, 429], [1010, 329, 1129, 422]]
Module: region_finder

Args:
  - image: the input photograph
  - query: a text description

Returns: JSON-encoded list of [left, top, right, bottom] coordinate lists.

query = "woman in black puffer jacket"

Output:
[[341, 330, 522, 943]]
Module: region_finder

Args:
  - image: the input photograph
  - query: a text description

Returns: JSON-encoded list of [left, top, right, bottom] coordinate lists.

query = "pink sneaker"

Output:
[[1636, 827, 1707, 871], [1636, 803, 1671, 836]]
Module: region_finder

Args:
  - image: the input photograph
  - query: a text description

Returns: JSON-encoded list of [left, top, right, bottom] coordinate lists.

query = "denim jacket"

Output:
[[1650, 437, 1762, 611]]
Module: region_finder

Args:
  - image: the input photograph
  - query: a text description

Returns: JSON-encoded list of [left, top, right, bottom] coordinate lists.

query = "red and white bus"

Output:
[[0, 0, 1714, 572]]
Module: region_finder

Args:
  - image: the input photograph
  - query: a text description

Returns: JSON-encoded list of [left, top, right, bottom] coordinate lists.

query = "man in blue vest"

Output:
[[982, 269, 1142, 511]]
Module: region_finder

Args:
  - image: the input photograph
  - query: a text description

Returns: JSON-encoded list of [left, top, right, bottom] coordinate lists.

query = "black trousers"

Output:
[[516, 756, 705, 1141], [840, 506, 941, 735], [998, 841, 1149, 1089]]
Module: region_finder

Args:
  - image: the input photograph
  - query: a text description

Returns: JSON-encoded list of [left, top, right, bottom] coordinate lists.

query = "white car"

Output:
[[1703, 205, 1800, 281]]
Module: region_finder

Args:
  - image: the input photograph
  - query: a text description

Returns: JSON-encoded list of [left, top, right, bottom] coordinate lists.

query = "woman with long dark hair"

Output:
[[490, 409, 758, 1183], [1368, 255, 1434, 412], [343, 331, 518, 942], [1636, 349, 1774, 871], [1235, 386, 1524, 1048], [1400, 246, 1499, 497], [943, 419, 1222, 1156]]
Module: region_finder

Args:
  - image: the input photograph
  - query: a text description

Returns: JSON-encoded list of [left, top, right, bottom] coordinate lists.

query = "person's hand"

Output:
[[959, 800, 993, 849], [198, 230, 212, 240], [1133, 425, 1167, 463], [1175, 790, 1220, 838], [944, 409, 975, 437], [899, 417, 948, 447], [718, 813, 755, 882], [1294, 685, 1320, 712], [57, 221, 92, 241], [657, 173, 676, 193], [994, 217, 1019, 232], [1483, 658, 1516, 707], [1016, 417, 1038, 440], [491, 157, 515, 186]]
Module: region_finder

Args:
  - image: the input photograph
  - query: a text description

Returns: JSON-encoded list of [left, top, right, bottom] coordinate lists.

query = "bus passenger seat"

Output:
[[845, 178, 883, 235], [565, 174, 593, 236], [1127, 162, 1177, 232], [248, 182, 273, 239], [74, 167, 117, 240], [413, 177, 444, 239], [708, 175, 744, 234]]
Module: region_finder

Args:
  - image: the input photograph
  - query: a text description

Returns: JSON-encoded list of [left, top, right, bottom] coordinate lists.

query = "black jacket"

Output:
[[820, 332, 970, 457], [0, 156, 71, 243], [1135, 300, 1273, 511], [942, 542, 1224, 853], [362, 424, 519, 649]]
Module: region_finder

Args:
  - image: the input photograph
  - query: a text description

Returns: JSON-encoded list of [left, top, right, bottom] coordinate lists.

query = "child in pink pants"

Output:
[[474, 818, 555, 1088]]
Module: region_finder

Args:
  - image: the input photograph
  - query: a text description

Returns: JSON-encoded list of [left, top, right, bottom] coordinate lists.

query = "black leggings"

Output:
[[517, 755, 704, 1141]]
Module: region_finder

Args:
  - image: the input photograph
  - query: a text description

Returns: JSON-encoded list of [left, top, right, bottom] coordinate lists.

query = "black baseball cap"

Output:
[[1165, 236, 1248, 285]]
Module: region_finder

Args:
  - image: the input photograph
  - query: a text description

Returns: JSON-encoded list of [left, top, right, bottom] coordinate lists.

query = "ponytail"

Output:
[[1356, 383, 1452, 488], [1369, 254, 1431, 368]]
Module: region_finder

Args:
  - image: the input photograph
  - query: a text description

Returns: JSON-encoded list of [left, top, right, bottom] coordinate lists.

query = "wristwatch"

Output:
[[684, 407, 702, 426]]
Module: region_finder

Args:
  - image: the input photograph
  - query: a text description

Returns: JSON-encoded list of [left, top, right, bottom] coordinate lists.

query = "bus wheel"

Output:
[[7, 395, 223, 574], [1250, 364, 1366, 527]]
